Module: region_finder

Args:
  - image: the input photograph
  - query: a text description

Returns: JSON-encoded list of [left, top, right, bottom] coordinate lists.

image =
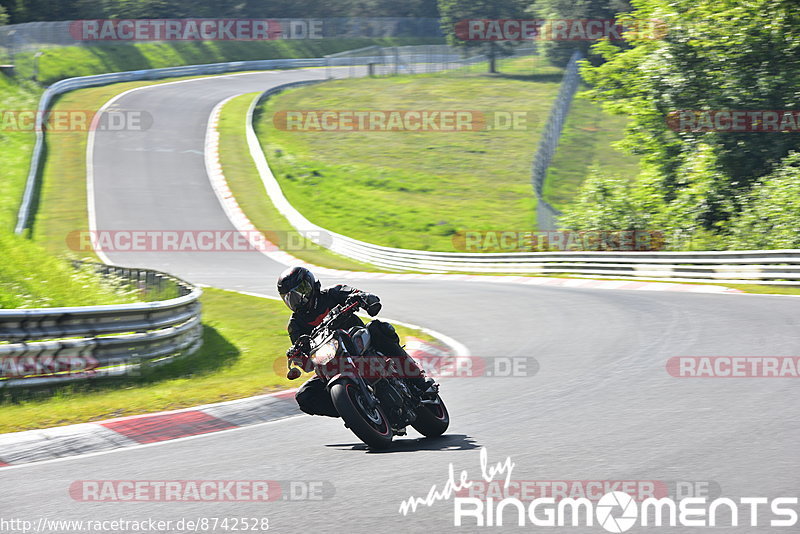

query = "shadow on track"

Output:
[[325, 433, 480, 453]]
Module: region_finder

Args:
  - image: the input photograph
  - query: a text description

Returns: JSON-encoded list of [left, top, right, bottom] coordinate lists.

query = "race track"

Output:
[[3, 66, 799, 533]]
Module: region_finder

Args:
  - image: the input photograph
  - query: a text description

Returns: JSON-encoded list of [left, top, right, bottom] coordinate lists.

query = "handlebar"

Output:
[[310, 300, 361, 339], [285, 299, 362, 380]]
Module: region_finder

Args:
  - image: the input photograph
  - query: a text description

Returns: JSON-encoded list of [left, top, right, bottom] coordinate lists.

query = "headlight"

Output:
[[311, 339, 339, 366]]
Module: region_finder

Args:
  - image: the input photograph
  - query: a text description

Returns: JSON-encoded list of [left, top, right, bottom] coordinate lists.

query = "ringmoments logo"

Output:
[[398, 448, 800, 529]]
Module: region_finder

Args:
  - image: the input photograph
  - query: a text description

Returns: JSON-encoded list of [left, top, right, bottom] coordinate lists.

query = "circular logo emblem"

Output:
[[596, 491, 638, 533]]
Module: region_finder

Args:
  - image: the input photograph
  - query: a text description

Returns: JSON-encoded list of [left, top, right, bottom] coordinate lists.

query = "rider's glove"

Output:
[[345, 292, 381, 316], [286, 334, 311, 361], [362, 293, 382, 316], [286, 348, 311, 373]]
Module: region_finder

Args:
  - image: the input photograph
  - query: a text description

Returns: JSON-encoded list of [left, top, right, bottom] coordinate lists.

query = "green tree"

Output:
[[344, 0, 439, 17], [563, 0, 800, 249], [727, 152, 800, 249], [0, 4, 8, 25], [529, 0, 631, 66], [438, 0, 529, 73]]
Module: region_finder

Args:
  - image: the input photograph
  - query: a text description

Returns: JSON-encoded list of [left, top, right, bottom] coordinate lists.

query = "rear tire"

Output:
[[411, 395, 450, 437], [330, 379, 393, 450]]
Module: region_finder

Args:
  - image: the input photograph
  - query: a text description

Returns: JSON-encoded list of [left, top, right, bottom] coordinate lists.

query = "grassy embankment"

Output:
[[542, 90, 640, 211], [13, 38, 445, 85], [255, 55, 564, 251]]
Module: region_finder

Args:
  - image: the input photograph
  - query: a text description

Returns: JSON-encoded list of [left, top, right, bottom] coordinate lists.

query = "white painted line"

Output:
[[1, 414, 304, 471], [86, 70, 320, 267]]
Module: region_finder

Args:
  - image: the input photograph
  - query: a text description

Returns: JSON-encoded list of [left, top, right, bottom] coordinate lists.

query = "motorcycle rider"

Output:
[[277, 266, 436, 418]]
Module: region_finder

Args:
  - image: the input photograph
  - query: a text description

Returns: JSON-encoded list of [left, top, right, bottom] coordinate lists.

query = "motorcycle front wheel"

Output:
[[330, 379, 393, 450]]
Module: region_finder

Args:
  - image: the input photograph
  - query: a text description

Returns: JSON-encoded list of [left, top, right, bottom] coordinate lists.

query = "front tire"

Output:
[[411, 395, 450, 437], [330, 379, 393, 450]]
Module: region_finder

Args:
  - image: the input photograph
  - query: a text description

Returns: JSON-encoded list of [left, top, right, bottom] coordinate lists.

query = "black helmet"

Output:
[[277, 266, 320, 312]]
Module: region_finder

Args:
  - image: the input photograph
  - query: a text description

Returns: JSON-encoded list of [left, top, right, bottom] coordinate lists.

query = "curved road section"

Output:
[[4, 67, 799, 532]]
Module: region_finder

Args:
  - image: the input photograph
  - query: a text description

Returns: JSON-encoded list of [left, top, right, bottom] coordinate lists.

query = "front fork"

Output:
[[325, 355, 378, 409]]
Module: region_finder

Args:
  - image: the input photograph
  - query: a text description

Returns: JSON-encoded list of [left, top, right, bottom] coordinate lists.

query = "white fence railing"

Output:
[[14, 45, 519, 234], [247, 80, 800, 286], [15, 46, 800, 290]]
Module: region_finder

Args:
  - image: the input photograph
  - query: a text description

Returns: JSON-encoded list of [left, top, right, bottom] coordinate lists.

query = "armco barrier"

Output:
[[5, 46, 499, 386], [16, 48, 800, 293], [247, 82, 800, 285], [0, 264, 203, 387], [13, 47, 491, 235], [14, 57, 330, 235]]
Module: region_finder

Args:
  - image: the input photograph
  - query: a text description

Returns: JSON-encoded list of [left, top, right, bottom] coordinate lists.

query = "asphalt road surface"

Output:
[[3, 66, 799, 533]]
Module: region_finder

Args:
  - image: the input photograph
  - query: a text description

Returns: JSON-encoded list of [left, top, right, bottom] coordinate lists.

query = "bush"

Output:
[[726, 152, 800, 250]]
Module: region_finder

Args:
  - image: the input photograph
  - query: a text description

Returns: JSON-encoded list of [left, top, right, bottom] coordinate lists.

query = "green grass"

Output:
[[706, 283, 800, 295], [254, 57, 564, 251], [0, 74, 42, 232], [581, 278, 800, 296], [0, 68, 147, 311], [0, 231, 141, 308], [543, 90, 640, 211], [13, 38, 445, 85], [217, 93, 383, 272], [0, 288, 439, 433]]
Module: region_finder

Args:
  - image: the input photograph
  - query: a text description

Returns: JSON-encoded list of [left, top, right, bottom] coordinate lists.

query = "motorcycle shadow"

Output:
[[325, 433, 480, 453]]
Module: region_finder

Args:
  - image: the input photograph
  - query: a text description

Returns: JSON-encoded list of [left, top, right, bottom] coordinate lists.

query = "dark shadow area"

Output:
[[0, 325, 239, 405], [86, 44, 151, 72], [28, 37, 446, 85], [19, 133, 46, 239], [489, 72, 566, 83], [325, 433, 480, 453]]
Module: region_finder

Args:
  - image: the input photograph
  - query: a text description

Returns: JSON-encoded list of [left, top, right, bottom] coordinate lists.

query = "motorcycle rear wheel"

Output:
[[411, 395, 450, 437]]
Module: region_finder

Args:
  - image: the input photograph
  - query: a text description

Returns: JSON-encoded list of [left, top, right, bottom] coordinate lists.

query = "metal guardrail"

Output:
[[14, 45, 506, 239], [12, 56, 367, 235], [14, 44, 525, 234], [247, 78, 800, 285], [324, 44, 502, 77], [0, 264, 203, 387], [531, 49, 583, 231], [5, 46, 491, 386]]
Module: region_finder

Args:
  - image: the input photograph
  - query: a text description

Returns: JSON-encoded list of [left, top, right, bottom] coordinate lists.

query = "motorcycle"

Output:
[[286, 297, 449, 449]]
